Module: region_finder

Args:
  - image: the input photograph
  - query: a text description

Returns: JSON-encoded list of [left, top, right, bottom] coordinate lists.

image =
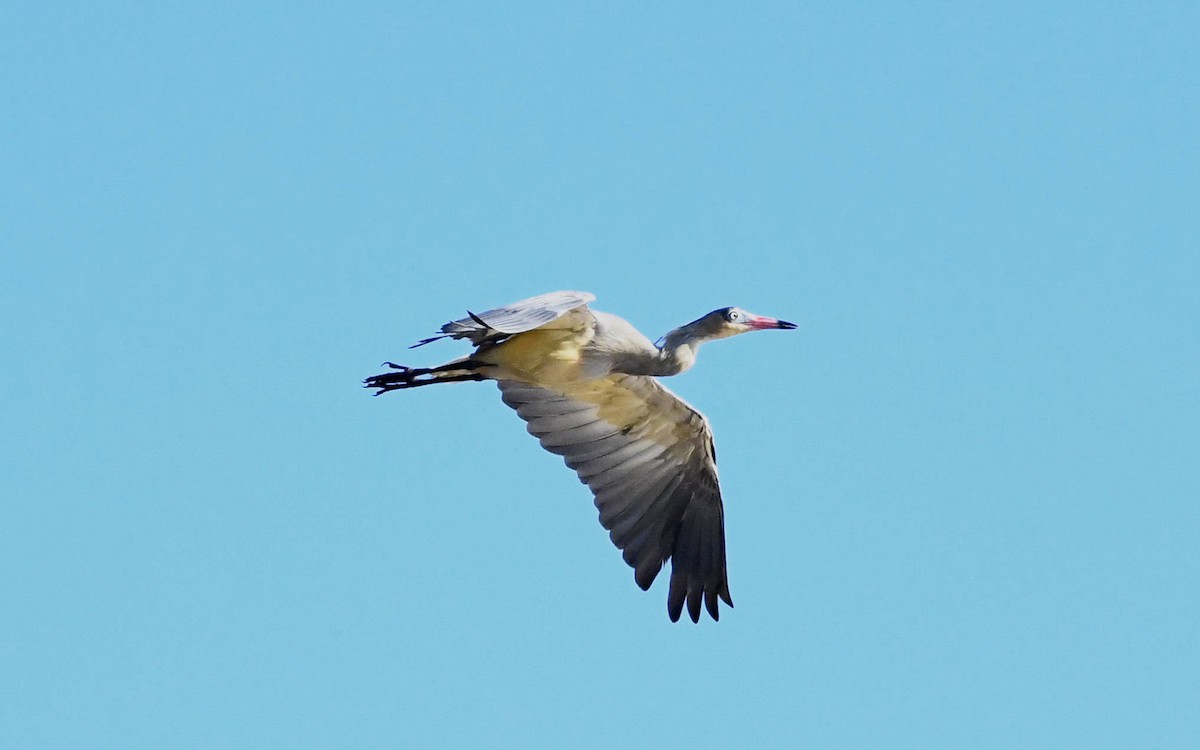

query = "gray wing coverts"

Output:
[[498, 377, 733, 622], [415, 291, 596, 347]]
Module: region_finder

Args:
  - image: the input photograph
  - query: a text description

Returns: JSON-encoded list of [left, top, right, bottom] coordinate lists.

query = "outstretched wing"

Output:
[[413, 291, 596, 347], [497, 374, 732, 622]]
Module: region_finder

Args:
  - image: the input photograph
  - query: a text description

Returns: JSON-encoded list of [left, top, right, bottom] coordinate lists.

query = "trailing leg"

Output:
[[363, 358, 487, 395]]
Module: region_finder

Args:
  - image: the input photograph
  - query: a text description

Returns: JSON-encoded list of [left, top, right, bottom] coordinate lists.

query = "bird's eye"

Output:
[[726, 310, 740, 322]]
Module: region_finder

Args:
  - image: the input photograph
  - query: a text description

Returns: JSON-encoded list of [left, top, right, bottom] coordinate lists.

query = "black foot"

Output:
[[363, 361, 486, 395], [364, 369, 418, 395]]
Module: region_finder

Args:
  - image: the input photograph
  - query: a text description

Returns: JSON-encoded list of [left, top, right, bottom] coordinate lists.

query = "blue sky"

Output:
[[3, 2, 1198, 747]]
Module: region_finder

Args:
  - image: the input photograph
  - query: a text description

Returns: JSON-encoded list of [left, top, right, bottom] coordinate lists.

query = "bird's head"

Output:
[[656, 305, 797, 374], [695, 306, 798, 340]]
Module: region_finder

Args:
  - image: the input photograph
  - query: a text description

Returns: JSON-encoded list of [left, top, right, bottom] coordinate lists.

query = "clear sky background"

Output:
[[3, 3, 1198, 748]]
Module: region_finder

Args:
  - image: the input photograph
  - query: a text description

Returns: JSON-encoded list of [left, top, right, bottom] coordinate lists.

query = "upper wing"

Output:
[[497, 374, 732, 622], [413, 291, 596, 347]]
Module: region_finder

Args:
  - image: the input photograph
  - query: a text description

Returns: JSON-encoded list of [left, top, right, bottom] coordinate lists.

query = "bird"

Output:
[[364, 291, 796, 622]]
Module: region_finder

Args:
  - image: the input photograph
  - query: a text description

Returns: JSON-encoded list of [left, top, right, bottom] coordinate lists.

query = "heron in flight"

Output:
[[364, 291, 796, 622]]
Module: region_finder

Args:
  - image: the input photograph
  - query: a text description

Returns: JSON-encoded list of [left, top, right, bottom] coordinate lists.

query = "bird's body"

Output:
[[366, 291, 796, 622]]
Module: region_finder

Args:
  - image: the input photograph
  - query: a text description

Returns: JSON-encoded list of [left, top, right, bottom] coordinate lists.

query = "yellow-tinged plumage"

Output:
[[485, 328, 688, 451], [480, 307, 597, 383], [483, 329, 586, 382]]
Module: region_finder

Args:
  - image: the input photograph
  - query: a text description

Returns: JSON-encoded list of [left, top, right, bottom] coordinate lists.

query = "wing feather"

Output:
[[537, 421, 623, 449], [526, 409, 600, 434], [515, 399, 594, 419], [418, 291, 596, 347], [575, 438, 663, 478], [563, 433, 644, 465], [496, 375, 731, 622], [586, 445, 669, 489], [597, 463, 677, 530], [606, 467, 683, 545]]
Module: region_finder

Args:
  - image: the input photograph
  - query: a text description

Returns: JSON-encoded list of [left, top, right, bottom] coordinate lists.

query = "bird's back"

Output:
[[564, 310, 657, 379]]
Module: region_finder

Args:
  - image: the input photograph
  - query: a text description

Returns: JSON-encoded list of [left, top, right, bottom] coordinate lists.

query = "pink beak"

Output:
[[746, 314, 798, 330]]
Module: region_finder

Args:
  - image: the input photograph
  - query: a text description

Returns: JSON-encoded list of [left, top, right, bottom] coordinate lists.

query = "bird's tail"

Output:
[[363, 357, 488, 395]]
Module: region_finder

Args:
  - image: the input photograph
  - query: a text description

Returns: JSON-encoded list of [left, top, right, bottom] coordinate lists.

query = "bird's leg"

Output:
[[363, 359, 487, 395]]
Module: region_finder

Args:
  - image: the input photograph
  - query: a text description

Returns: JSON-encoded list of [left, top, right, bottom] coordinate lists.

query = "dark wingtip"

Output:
[[634, 566, 658, 591], [705, 591, 721, 621]]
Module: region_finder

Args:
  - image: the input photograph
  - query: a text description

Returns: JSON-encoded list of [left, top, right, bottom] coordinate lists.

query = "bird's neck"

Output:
[[648, 325, 707, 376]]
